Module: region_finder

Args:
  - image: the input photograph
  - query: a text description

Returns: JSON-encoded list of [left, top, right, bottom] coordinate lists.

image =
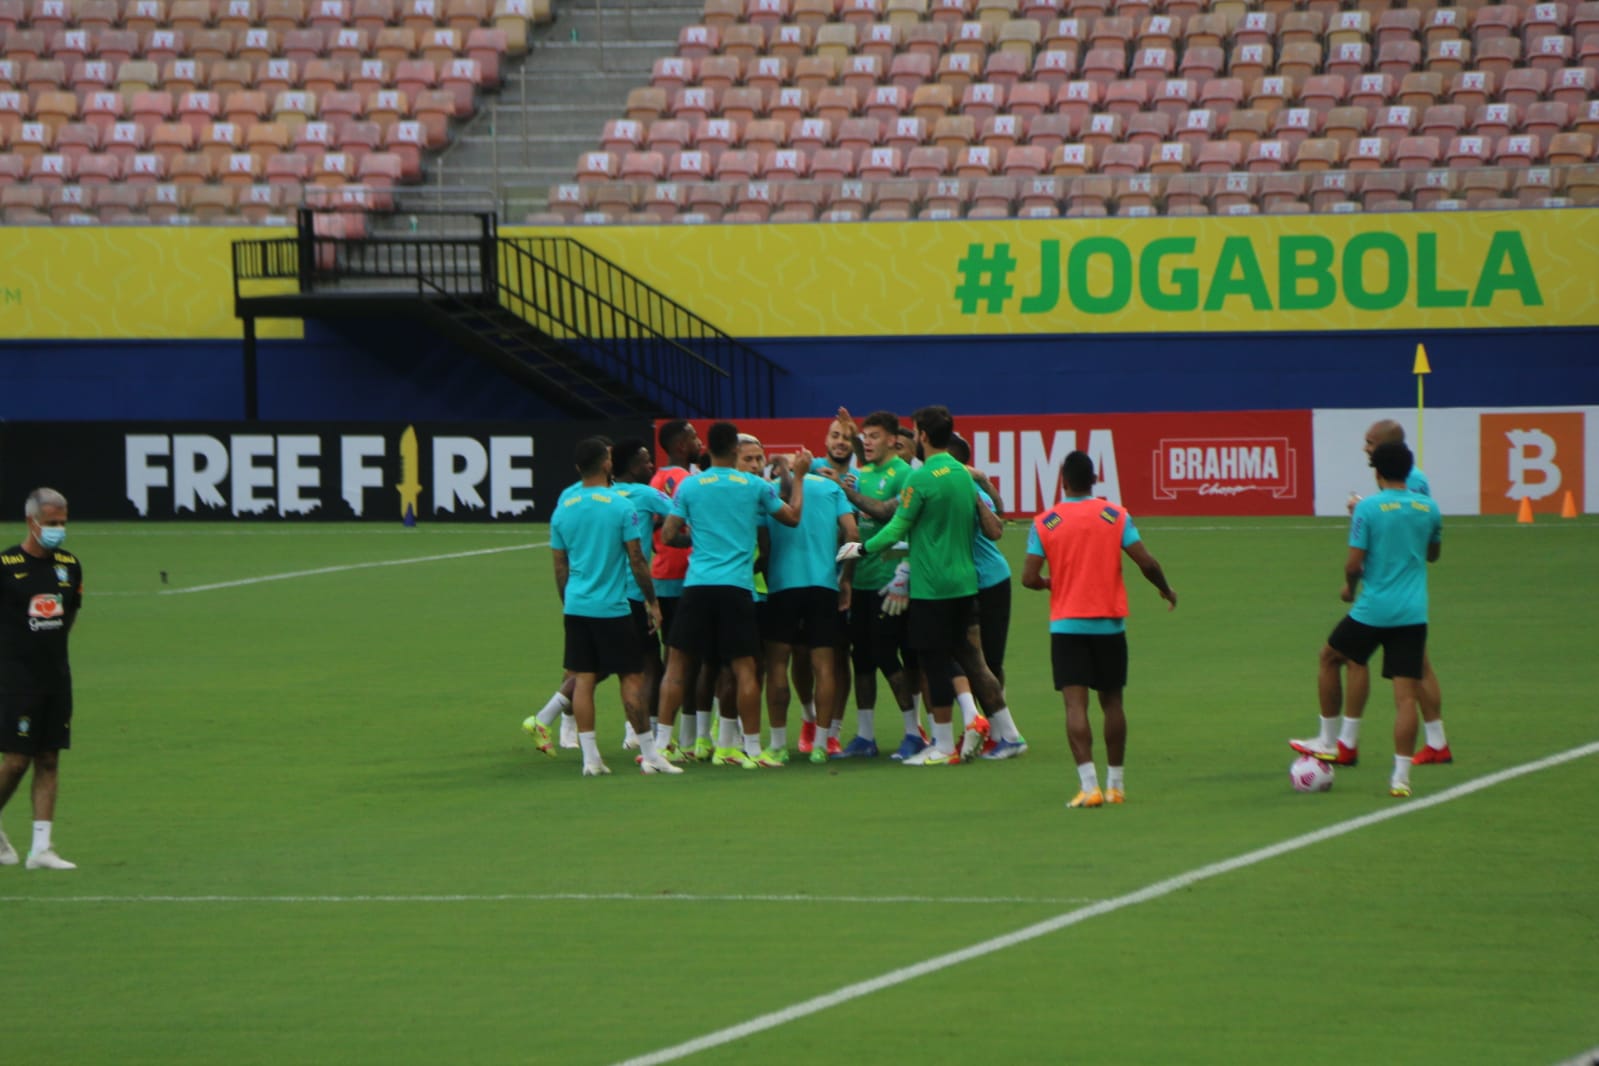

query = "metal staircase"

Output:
[[231, 209, 784, 419]]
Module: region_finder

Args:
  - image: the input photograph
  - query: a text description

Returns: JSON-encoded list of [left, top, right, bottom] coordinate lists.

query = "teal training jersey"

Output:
[[865, 452, 979, 600], [615, 483, 672, 602], [852, 456, 911, 590], [768, 474, 851, 593], [1407, 467, 1431, 496], [671, 467, 784, 592], [1025, 497, 1141, 634], [1348, 488, 1442, 628], [973, 488, 1010, 591], [550, 487, 641, 618]]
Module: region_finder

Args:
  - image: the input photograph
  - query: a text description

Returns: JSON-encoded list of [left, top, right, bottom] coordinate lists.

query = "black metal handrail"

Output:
[[230, 212, 785, 418]]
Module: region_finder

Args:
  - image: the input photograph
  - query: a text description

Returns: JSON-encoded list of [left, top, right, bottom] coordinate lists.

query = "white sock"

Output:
[[955, 690, 979, 727], [32, 820, 51, 855], [1423, 720, 1447, 749], [638, 733, 659, 759], [770, 725, 787, 750], [679, 713, 697, 746], [1338, 716, 1362, 749], [717, 715, 738, 748], [696, 710, 711, 736], [932, 720, 955, 752], [801, 700, 816, 724], [624, 721, 638, 743], [990, 708, 1018, 741], [1077, 762, 1099, 792], [1106, 765, 1124, 790], [828, 721, 842, 740], [856, 708, 876, 741], [578, 732, 600, 765], [655, 722, 675, 749], [536, 690, 570, 726], [743, 734, 763, 758], [1317, 716, 1338, 748], [901, 708, 919, 734], [1392, 754, 1412, 784]]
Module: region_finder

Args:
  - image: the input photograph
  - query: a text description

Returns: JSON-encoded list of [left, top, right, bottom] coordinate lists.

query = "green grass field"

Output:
[[4, 517, 1596, 1066]]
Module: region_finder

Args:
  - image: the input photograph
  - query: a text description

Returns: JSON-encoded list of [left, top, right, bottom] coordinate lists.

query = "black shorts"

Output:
[[1051, 632, 1129, 691], [907, 595, 979, 655], [658, 595, 680, 643], [849, 593, 915, 676], [1327, 616, 1427, 680], [564, 614, 641, 677], [667, 585, 760, 665], [977, 579, 1012, 673], [0, 686, 73, 754], [629, 600, 659, 651], [766, 587, 846, 649]]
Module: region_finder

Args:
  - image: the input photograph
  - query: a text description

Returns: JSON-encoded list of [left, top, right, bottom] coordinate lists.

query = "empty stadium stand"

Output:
[[532, 0, 1599, 219], [0, 0, 554, 224]]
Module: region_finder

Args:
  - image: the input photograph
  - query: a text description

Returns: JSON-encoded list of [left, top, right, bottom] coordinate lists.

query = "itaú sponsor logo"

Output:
[[1153, 437, 1297, 499]]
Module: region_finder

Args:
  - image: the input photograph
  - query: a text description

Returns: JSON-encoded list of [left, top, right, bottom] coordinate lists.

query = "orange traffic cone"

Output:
[[1516, 497, 1534, 524], [1561, 491, 1578, 519]]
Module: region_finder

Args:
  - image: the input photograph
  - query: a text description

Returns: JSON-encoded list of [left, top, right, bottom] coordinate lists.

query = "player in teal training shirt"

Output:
[[1293, 440, 1442, 799], [1334, 419, 1453, 770]]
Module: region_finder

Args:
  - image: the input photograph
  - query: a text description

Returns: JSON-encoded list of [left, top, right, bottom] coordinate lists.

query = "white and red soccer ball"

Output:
[[1290, 755, 1335, 793]]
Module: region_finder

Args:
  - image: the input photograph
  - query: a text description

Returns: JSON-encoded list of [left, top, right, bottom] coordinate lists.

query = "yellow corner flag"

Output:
[[1413, 344, 1431, 465]]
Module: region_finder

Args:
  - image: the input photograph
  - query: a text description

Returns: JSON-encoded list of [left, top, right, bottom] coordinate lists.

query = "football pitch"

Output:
[[4, 516, 1595, 1066]]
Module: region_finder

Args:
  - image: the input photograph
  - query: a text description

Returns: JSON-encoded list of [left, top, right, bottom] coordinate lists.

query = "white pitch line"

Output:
[[615, 740, 1599, 1066], [157, 541, 549, 595], [0, 892, 1099, 907]]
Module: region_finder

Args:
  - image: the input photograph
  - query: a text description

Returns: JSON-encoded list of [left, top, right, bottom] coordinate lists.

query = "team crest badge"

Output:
[[55, 565, 68, 583], [16, 716, 29, 737]]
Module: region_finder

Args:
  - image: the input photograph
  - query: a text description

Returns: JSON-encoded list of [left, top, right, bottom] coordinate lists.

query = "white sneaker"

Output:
[[901, 744, 955, 766], [622, 729, 640, 751], [582, 760, 612, 777], [0, 831, 17, 866], [1289, 737, 1336, 759], [639, 752, 685, 775], [559, 715, 579, 749], [25, 849, 76, 870]]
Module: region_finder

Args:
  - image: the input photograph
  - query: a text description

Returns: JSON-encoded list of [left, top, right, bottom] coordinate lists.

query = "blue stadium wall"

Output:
[[0, 324, 1595, 421]]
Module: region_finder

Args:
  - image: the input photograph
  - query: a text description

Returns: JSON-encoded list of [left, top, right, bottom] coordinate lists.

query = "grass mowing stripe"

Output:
[[0, 893, 1100, 906], [157, 541, 549, 595], [615, 740, 1599, 1066]]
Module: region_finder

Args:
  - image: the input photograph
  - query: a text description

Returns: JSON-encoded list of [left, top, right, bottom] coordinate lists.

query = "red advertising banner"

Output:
[[658, 411, 1315, 518]]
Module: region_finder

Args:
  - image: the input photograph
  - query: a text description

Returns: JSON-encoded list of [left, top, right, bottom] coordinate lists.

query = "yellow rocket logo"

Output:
[[396, 425, 424, 519]]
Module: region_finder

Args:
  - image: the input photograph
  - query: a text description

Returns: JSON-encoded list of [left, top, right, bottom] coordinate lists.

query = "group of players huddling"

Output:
[[522, 405, 1182, 809]]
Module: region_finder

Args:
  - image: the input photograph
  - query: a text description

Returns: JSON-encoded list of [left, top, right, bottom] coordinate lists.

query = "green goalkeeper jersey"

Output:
[[863, 452, 979, 601], [853, 456, 911, 590]]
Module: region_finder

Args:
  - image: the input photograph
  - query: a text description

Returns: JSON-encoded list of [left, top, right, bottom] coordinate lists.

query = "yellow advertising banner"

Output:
[[0, 227, 301, 340], [508, 209, 1599, 338]]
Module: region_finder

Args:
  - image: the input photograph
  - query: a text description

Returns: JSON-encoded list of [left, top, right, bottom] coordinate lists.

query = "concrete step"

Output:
[[514, 39, 673, 73]]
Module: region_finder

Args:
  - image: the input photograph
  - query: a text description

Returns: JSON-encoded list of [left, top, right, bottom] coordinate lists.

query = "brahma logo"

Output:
[[28, 593, 65, 631], [1153, 437, 1298, 499]]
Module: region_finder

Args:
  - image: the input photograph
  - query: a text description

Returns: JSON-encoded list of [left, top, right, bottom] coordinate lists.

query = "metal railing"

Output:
[[231, 210, 783, 417], [498, 236, 781, 417]]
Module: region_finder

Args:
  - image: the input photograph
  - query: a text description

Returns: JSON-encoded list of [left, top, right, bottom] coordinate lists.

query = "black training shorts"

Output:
[[907, 595, 978, 655], [667, 585, 760, 665], [1051, 631, 1129, 692], [977, 579, 1012, 674], [564, 614, 641, 677], [1327, 616, 1427, 680], [0, 686, 73, 754], [766, 587, 846, 649]]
